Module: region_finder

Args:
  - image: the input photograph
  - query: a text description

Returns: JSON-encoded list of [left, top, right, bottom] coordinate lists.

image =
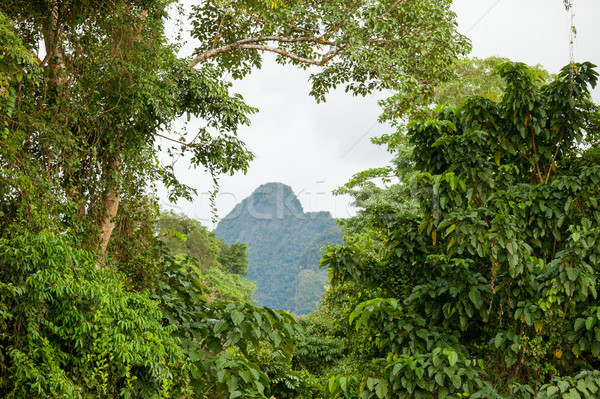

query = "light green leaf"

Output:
[[546, 386, 559, 396], [586, 316, 595, 330], [231, 310, 245, 326], [448, 351, 458, 366], [328, 376, 337, 393]]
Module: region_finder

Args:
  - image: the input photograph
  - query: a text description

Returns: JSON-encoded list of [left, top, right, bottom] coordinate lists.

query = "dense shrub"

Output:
[[0, 231, 189, 398]]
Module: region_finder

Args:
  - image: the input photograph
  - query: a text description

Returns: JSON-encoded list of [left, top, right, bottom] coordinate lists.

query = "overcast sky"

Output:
[[160, 0, 600, 228]]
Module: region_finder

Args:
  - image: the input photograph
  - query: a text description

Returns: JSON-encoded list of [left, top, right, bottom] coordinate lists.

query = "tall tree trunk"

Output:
[[99, 154, 122, 258], [42, 0, 65, 81]]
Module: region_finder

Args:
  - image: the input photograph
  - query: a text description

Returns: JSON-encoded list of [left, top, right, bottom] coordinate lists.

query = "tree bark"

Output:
[[99, 154, 122, 258]]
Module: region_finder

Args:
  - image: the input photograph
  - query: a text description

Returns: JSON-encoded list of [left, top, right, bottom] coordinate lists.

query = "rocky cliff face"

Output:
[[214, 182, 342, 313]]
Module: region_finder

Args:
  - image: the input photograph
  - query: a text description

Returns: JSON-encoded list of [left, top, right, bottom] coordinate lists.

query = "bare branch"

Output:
[[545, 125, 566, 184], [236, 44, 345, 66], [156, 132, 206, 149], [189, 35, 336, 68], [237, 44, 324, 65]]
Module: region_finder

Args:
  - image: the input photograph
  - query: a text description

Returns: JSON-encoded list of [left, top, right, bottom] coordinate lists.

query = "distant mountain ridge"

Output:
[[214, 182, 342, 313]]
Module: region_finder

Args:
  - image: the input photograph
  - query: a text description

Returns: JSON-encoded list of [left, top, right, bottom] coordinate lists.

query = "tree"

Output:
[[1, 0, 469, 265], [217, 241, 249, 275], [158, 210, 221, 270], [322, 61, 600, 398], [1, 1, 254, 263], [1, 1, 473, 396]]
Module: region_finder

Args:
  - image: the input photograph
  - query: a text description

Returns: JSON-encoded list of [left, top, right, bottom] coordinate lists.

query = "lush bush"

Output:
[[0, 231, 189, 398], [322, 62, 600, 398], [200, 266, 256, 303], [155, 254, 303, 398]]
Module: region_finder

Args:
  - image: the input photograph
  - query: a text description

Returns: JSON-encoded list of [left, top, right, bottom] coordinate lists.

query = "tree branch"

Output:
[[237, 44, 325, 65], [189, 36, 336, 68], [379, 0, 405, 20], [156, 132, 206, 149], [237, 44, 346, 66], [527, 111, 545, 183], [212, 1, 231, 50], [506, 142, 531, 162], [545, 125, 566, 184]]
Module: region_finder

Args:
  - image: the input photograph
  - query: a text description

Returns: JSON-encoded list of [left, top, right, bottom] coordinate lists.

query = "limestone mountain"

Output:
[[214, 182, 342, 313]]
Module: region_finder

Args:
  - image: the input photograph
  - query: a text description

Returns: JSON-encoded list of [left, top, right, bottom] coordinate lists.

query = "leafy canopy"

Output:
[[0, 0, 474, 397], [322, 61, 600, 398]]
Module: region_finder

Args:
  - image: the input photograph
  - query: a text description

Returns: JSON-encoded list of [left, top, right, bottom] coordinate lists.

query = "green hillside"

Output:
[[286, 226, 343, 314], [214, 183, 342, 313]]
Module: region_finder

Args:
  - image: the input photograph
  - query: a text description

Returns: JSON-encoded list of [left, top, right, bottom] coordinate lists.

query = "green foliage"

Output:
[[191, 0, 470, 113], [253, 347, 321, 399], [537, 370, 600, 399], [158, 210, 250, 275], [433, 57, 553, 108], [155, 255, 302, 398], [294, 311, 347, 377], [321, 61, 600, 398], [201, 266, 256, 303], [0, 11, 38, 114], [158, 210, 222, 270], [157, 211, 255, 302], [0, 231, 187, 398], [217, 241, 249, 276], [288, 285, 358, 399]]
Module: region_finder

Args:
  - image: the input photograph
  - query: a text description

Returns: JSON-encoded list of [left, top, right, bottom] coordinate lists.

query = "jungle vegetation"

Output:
[[1, 0, 599, 398]]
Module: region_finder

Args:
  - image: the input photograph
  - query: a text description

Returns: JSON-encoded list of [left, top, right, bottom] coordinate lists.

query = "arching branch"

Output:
[[188, 35, 338, 68]]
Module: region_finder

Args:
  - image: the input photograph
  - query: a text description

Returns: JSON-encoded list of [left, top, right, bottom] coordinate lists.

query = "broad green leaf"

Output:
[[586, 316, 595, 330], [448, 351, 458, 366], [231, 310, 245, 326]]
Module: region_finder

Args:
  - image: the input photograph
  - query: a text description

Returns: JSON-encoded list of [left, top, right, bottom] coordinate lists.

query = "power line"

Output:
[[465, 0, 503, 34], [340, 121, 379, 159]]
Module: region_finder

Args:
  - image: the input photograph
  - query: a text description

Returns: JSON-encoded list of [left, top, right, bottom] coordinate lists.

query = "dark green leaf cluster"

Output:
[[321, 61, 600, 398], [155, 254, 302, 398]]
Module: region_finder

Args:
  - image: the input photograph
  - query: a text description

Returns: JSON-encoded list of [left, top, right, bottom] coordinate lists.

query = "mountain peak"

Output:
[[214, 182, 342, 312], [227, 182, 304, 221]]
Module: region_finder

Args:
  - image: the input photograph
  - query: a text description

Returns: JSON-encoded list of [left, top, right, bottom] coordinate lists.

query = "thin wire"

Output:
[[465, 0, 503, 34], [340, 0, 504, 161], [340, 121, 379, 159]]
